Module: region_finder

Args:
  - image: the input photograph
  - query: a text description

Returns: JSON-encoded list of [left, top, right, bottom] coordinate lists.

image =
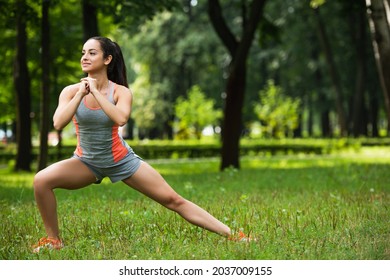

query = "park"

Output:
[[0, 0, 389, 266]]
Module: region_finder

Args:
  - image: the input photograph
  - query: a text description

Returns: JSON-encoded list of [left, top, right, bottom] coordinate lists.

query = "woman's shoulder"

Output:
[[113, 83, 133, 96], [112, 83, 132, 104], [113, 82, 131, 92], [63, 83, 80, 92], [60, 83, 81, 97]]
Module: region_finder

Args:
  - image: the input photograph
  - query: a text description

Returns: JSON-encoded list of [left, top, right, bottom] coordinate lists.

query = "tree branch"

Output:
[[207, 0, 238, 55], [208, 0, 266, 68], [234, 0, 266, 68]]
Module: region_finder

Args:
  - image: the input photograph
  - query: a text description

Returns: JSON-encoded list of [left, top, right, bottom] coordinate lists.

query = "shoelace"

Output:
[[32, 237, 63, 253], [228, 231, 257, 242]]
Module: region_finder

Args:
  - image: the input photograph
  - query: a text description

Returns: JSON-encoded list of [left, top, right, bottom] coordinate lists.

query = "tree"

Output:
[[127, 3, 226, 139], [37, 0, 51, 171], [0, 1, 17, 135], [312, 4, 347, 136], [349, 0, 369, 137], [208, 0, 266, 170], [82, 0, 99, 41], [366, 0, 390, 133], [174, 85, 222, 139], [14, 0, 32, 171]]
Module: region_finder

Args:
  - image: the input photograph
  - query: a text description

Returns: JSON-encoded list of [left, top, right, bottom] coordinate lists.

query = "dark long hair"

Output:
[[89, 36, 128, 87]]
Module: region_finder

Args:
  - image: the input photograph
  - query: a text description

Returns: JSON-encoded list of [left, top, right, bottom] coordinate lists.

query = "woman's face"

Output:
[[80, 39, 110, 73]]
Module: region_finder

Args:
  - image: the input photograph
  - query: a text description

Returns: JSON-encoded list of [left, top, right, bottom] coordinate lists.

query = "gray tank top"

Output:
[[72, 81, 132, 167]]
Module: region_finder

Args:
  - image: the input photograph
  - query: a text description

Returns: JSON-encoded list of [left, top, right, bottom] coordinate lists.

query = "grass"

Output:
[[0, 147, 389, 260]]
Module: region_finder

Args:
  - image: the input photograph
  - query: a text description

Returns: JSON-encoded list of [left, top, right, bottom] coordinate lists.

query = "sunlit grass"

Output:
[[0, 147, 389, 260]]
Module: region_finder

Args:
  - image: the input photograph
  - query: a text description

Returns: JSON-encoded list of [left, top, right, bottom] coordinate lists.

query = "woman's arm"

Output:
[[53, 82, 89, 130]]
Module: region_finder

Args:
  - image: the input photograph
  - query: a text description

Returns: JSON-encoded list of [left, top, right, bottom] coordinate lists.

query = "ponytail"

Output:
[[89, 36, 128, 87]]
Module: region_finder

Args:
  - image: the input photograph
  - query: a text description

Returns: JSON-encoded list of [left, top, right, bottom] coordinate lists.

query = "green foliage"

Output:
[[108, 0, 180, 30], [310, 0, 327, 9], [254, 80, 301, 138], [0, 0, 34, 123], [127, 4, 226, 137], [0, 37, 15, 122], [131, 65, 171, 135], [174, 85, 222, 139], [0, 0, 386, 160], [0, 138, 366, 164], [0, 147, 389, 259]]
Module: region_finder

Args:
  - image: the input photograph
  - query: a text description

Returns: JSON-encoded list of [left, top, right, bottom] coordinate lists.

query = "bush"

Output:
[[0, 138, 369, 164]]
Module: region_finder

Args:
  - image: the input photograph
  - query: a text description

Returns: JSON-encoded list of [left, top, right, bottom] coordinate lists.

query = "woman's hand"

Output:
[[78, 79, 91, 96], [80, 77, 98, 95]]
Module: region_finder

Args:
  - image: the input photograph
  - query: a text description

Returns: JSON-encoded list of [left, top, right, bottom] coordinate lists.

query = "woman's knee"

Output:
[[33, 170, 51, 193]]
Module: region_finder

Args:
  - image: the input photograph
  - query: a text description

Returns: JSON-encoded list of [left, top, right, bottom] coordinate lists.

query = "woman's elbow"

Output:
[[117, 115, 130, 127], [53, 123, 62, 131], [116, 111, 130, 127], [53, 119, 64, 131], [117, 119, 128, 127]]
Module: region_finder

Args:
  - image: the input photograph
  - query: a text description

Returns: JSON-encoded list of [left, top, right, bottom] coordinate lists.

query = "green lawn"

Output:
[[0, 147, 389, 260]]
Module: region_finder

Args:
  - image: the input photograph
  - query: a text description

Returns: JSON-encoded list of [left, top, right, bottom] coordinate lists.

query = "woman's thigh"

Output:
[[122, 161, 179, 205], [34, 158, 97, 190]]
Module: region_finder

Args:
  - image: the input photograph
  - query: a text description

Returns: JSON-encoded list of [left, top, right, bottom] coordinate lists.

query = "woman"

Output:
[[32, 37, 248, 253]]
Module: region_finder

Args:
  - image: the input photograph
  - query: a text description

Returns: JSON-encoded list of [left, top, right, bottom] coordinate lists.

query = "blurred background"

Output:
[[1, 0, 389, 171]]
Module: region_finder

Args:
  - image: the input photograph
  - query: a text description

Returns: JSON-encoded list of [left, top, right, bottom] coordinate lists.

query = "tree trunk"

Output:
[[37, 0, 51, 171], [221, 62, 246, 169], [321, 109, 331, 137], [369, 92, 380, 136], [82, 0, 99, 42], [208, 0, 266, 170], [307, 94, 314, 137], [366, 0, 390, 133], [293, 112, 303, 138], [14, 0, 32, 171], [313, 7, 347, 136], [310, 38, 331, 138], [351, 0, 368, 137]]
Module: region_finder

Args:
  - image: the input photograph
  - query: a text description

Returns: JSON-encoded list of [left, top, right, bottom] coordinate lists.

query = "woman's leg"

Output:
[[33, 158, 97, 238], [122, 162, 231, 236]]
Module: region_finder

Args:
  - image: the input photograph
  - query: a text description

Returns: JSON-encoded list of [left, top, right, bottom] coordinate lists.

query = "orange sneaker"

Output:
[[228, 231, 257, 242], [32, 237, 64, 253]]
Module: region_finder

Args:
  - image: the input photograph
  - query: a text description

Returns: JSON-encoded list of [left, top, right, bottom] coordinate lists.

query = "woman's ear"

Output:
[[104, 55, 113, 65]]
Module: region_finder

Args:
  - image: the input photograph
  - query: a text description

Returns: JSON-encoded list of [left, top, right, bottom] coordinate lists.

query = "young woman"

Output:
[[32, 37, 249, 253]]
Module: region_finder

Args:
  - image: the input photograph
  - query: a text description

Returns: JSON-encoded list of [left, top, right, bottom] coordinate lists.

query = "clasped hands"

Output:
[[79, 77, 98, 96]]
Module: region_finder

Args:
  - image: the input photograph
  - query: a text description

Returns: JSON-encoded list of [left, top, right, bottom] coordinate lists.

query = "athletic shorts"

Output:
[[72, 152, 142, 184]]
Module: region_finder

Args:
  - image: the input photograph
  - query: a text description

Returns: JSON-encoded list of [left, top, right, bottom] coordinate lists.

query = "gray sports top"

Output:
[[72, 81, 132, 167]]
